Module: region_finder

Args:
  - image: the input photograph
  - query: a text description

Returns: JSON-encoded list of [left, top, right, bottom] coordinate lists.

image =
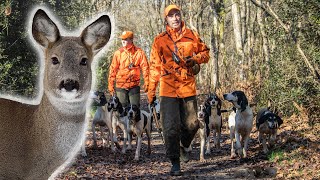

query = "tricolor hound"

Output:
[[204, 93, 223, 154], [126, 104, 152, 161], [256, 107, 283, 153], [223, 91, 253, 158], [109, 95, 128, 153]]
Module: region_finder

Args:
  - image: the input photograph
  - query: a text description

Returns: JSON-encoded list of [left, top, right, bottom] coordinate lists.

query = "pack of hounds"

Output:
[[83, 90, 283, 162]]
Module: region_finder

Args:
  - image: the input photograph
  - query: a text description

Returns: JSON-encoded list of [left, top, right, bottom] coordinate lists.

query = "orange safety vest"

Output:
[[108, 44, 149, 94], [148, 21, 210, 102]]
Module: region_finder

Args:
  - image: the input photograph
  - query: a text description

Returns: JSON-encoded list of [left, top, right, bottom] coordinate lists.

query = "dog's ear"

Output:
[[232, 107, 237, 113], [117, 101, 123, 111], [237, 92, 248, 112], [122, 107, 128, 116], [137, 108, 141, 121], [124, 106, 129, 113], [257, 113, 269, 129], [275, 114, 283, 126], [107, 103, 112, 112], [205, 105, 211, 116], [217, 99, 222, 116]]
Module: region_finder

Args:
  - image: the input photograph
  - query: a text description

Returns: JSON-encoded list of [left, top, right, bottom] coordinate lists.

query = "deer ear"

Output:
[[81, 15, 111, 55], [32, 9, 60, 48]]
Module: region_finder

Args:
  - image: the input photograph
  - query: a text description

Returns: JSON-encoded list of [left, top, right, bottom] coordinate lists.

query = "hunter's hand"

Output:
[[185, 57, 196, 67]]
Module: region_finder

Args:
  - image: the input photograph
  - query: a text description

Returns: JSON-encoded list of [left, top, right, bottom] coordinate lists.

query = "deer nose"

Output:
[[60, 79, 79, 91]]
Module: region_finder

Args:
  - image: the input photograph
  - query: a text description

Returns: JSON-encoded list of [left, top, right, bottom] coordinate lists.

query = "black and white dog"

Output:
[[256, 107, 283, 153], [204, 93, 223, 154], [223, 91, 253, 158], [81, 91, 111, 157], [125, 104, 152, 161], [227, 107, 237, 158], [91, 92, 109, 149], [109, 95, 128, 153]]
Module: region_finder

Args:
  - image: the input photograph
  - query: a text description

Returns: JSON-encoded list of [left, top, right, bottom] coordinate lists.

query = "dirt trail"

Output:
[[55, 93, 318, 179]]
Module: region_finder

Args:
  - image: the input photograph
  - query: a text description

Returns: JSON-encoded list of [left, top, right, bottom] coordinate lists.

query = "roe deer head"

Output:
[[0, 9, 111, 180]]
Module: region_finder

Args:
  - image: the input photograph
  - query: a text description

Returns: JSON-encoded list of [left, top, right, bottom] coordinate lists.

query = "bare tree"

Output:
[[231, 0, 245, 80]]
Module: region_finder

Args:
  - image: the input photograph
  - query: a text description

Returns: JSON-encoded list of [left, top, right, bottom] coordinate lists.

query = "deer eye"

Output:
[[51, 57, 60, 65], [80, 58, 88, 66]]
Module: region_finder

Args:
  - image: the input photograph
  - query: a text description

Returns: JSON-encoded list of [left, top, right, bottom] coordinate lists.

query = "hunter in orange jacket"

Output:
[[147, 21, 210, 103], [108, 31, 149, 95], [147, 5, 210, 176]]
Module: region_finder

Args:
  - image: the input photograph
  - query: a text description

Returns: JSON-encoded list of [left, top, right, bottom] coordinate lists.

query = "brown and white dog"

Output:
[[125, 104, 152, 161], [256, 107, 283, 153], [204, 93, 223, 154], [223, 91, 253, 158]]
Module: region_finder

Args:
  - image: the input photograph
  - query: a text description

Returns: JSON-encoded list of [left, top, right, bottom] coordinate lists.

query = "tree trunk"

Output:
[[246, 1, 256, 76], [257, 3, 270, 78], [231, 0, 245, 80]]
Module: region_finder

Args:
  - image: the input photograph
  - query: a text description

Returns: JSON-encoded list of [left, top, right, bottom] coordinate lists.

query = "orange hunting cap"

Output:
[[164, 4, 181, 18], [119, 31, 133, 39]]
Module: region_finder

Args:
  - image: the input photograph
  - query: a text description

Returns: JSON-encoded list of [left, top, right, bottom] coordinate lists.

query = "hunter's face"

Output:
[[166, 9, 181, 30], [121, 38, 133, 47]]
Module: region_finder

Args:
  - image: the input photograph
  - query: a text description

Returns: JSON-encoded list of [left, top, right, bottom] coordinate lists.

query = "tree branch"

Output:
[[250, 0, 319, 81], [250, 0, 289, 32]]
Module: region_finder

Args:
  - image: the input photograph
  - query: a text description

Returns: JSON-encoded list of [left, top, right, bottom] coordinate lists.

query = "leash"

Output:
[[151, 105, 164, 143]]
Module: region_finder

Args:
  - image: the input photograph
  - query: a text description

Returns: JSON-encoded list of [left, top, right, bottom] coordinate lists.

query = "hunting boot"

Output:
[[170, 158, 182, 176], [180, 146, 190, 163]]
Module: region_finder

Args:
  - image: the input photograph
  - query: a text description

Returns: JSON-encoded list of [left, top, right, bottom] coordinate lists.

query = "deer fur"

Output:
[[0, 9, 111, 180]]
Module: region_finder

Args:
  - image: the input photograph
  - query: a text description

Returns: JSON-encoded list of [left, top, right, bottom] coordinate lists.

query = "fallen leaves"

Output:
[[54, 94, 319, 180]]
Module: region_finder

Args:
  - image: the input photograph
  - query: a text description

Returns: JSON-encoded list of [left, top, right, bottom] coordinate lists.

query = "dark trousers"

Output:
[[160, 96, 199, 160], [116, 86, 140, 107]]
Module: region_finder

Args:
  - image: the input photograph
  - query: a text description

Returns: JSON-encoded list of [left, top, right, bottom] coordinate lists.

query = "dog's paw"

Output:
[[230, 153, 237, 159], [81, 151, 87, 157], [205, 150, 211, 155], [199, 157, 206, 163], [121, 149, 126, 154]]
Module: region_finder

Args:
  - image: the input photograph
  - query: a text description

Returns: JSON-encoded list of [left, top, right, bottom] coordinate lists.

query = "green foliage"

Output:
[[268, 149, 285, 162], [256, 0, 320, 122], [0, 0, 95, 97]]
